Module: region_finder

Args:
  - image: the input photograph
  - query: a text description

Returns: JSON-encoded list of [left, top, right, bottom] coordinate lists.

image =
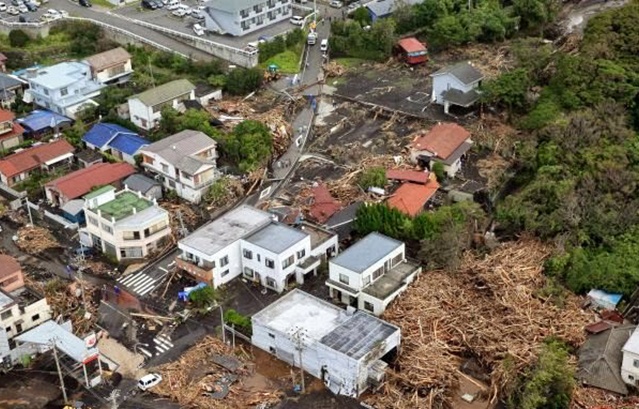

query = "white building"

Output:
[[326, 232, 421, 316], [430, 61, 484, 114], [82, 185, 171, 261], [252, 289, 401, 397], [84, 47, 134, 85], [177, 205, 338, 291], [622, 326, 639, 387], [203, 0, 292, 37], [139, 129, 218, 204], [127, 79, 195, 130]]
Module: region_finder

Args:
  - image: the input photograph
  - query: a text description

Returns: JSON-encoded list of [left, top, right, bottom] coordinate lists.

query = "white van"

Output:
[[320, 38, 328, 52]]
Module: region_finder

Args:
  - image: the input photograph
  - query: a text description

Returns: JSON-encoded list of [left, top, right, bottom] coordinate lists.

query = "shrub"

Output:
[[358, 167, 386, 190], [189, 286, 217, 309], [224, 308, 252, 335], [9, 30, 30, 48]]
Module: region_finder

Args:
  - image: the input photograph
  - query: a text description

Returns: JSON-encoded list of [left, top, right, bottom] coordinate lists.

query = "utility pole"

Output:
[[107, 389, 120, 409], [289, 326, 308, 393], [218, 304, 226, 344], [52, 339, 68, 404], [74, 243, 88, 308], [24, 197, 33, 226], [176, 210, 188, 237]]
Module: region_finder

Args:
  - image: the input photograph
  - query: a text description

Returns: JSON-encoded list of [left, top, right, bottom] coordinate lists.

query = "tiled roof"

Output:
[[83, 123, 148, 156], [0, 139, 74, 178], [386, 169, 429, 185], [108, 133, 149, 156], [0, 109, 23, 142], [410, 123, 471, 161], [141, 129, 215, 173], [309, 183, 341, 224], [84, 47, 131, 72], [131, 79, 195, 107], [45, 162, 135, 200], [0, 109, 14, 122], [431, 61, 484, 85], [387, 178, 440, 217], [397, 37, 426, 53], [0, 254, 20, 279]]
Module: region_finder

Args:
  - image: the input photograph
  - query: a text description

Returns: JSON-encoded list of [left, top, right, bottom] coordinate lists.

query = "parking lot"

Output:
[[0, 0, 61, 23], [111, 0, 310, 49]]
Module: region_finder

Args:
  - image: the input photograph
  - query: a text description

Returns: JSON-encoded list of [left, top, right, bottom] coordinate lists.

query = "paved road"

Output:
[[50, 0, 215, 61], [117, 248, 179, 298]]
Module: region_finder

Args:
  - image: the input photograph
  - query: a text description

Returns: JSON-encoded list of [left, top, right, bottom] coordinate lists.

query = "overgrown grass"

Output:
[[90, 0, 117, 9], [333, 57, 367, 68], [260, 48, 303, 74]]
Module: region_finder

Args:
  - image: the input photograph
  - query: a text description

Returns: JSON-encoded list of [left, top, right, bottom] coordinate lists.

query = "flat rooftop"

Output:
[[253, 289, 346, 340], [98, 191, 152, 222], [330, 232, 403, 274], [180, 205, 273, 257], [245, 223, 308, 254], [0, 289, 15, 310], [301, 222, 335, 249], [362, 261, 420, 300]]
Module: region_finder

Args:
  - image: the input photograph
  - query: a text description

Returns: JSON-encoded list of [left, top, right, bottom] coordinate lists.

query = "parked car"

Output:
[[166, 0, 180, 9], [151, 0, 163, 8], [7, 5, 18, 14], [25, 2, 37, 11], [171, 4, 189, 16], [191, 10, 204, 19], [329, 0, 343, 7], [320, 38, 328, 52], [141, 0, 157, 9], [10, 0, 22, 6], [192, 23, 204, 36], [138, 373, 162, 391], [289, 15, 303, 25], [79, 0, 91, 7], [17, 3, 26, 12], [30, 0, 39, 5], [18, 14, 29, 22], [0, 3, 7, 11]]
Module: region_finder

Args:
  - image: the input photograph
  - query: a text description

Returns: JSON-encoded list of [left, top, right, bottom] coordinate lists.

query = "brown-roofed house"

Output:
[[44, 162, 136, 206], [0, 254, 24, 292], [409, 123, 472, 178], [84, 47, 133, 85], [387, 174, 440, 217], [0, 53, 6, 72], [386, 169, 430, 185], [0, 139, 75, 187], [309, 183, 342, 224], [0, 109, 24, 151]]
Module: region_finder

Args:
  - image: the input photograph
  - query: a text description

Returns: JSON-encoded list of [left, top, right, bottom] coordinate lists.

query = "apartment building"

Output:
[[204, 0, 292, 36], [127, 79, 195, 130]]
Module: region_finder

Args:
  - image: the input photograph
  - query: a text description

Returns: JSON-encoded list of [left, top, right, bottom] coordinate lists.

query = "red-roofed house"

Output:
[[409, 123, 472, 178], [0, 254, 24, 292], [309, 183, 342, 224], [0, 139, 74, 187], [387, 174, 440, 217], [44, 162, 136, 206], [0, 109, 24, 151], [397, 37, 427, 65], [386, 169, 430, 185]]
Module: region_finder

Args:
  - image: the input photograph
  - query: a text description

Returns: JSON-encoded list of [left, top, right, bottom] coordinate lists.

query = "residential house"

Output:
[[84, 47, 133, 85], [82, 185, 171, 260], [0, 255, 24, 293], [82, 123, 149, 164], [326, 232, 421, 316], [44, 162, 135, 206], [0, 73, 27, 109], [0, 139, 75, 187], [75, 149, 103, 168], [0, 53, 6, 72], [397, 37, 427, 65], [325, 202, 363, 240], [17, 110, 72, 139], [61, 199, 86, 225], [127, 79, 195, 130], [123, 174, 163, 200], [0, 109, 24, 151], [622, 326, 639, 387], [578, 324, 634, 395], [309, 183, 341, 224], [22, 62, 105, 119], [386, 170, 440, 216], [366, 0, 421, 21], [139, 129, 218, 203], [430, 61, 484, 114], [203, 0, 292, 37], [177, 205, 338, 291], [194, 83, 222, 107], [409, 123, 473, 178], [252, 289, 400, 397]]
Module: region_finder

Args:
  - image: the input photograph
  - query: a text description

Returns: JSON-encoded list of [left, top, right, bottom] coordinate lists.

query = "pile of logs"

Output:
[[15, 226, 61, 254], [323, 61, 346, 77], [365, 239, 592, 409]]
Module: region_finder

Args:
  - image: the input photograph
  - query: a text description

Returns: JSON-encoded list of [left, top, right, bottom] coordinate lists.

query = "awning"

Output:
[[15, 320, 98, 363]]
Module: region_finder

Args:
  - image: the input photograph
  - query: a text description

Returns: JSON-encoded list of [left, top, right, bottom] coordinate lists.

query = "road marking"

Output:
[[138, 347, 153, 358], [118, 272, 158, 297], [153, 335, 174, 355], [159, 267, 168, 272]]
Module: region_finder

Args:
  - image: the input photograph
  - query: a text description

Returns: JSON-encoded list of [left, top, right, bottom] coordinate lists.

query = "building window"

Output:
[[269, 346, 276, 354], [372, 266, 384, 280], [60, 87, 68, 96], [102, 224, 113, 234], [268, 333, 275, 338], [220, 255, 229, 267], [88, 216, 98, 226], [364, 301, 374, 312], [4, 326, 10, 333], [257, 254, 261, 262], [31, 314, 40, 322], [243, 249, 253, 259], [43, 89, 49, 96], [265, 258, 275, 268], [221, 270, 230, 277], [363, 275, 371, 286], [0, 310, 11, 320], [266, 277, 276, 289], [282, 255, 294, 269], [630, 375, 635, 381], [339, 274, 349, 285], [296, 249, 305, 259], [634, 359, 639, 368], [161, 163, 169, 173], [243, 267, 254, 278], [392, 253, 403, 267]]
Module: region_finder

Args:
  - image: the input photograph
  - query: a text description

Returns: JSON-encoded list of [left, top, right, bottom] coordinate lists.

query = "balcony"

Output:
[[362, 260, 421, 301], [176, 257, 214, 282]]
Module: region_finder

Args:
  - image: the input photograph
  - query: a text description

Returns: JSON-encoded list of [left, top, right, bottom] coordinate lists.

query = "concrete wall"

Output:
[[431, 73, 477, 104]]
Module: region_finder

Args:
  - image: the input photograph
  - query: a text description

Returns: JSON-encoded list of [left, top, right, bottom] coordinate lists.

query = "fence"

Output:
[[44, 209, 79, 230]]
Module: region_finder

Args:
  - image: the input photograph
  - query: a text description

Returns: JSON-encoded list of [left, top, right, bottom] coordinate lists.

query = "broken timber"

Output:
[[332, 93, 438, 122]]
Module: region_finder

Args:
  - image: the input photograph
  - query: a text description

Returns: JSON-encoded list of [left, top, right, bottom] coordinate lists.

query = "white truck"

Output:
[[307, 31, 317, 45]]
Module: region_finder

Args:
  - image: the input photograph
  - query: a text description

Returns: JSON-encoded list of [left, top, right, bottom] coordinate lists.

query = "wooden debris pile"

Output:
[[160, 201, 202, 233], [324, 61, 346, 77], [437, 42, 514, 79], [16, 226, 61, 254], [476, 154, 511, 192], [153, 336, 283, 409], [467, 113, 519, 157], [571, 385, 639, 409], [366, 239, 592, 409], [84, 260, 112, 276]]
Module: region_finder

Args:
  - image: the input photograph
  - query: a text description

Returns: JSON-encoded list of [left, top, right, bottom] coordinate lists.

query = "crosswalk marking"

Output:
[[138, 347, 153, 359], [153, 334, 174, 356], [118, 272, 158, 297]]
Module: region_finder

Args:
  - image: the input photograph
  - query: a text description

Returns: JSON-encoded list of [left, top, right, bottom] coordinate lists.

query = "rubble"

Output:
[[366, 239, 592, 409], [15, 226, 61, 254], [323, 61, 346, 77], [571, 386, 639, 409]]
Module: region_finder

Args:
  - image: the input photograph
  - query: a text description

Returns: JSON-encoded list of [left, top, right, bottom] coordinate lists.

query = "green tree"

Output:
[[352, 7, 371, 25], [481, 68, 531, 113], [9, 30, 30, 48], [63, 120, 87, 147], [358, 167, 386, 190], [225, 68, 264, 95], [221, 120, 273, 172], [431, 162, 445, 182], [188, 286, 217, 309], [224, 309, 252, 335], [513, 0, 559, 32]]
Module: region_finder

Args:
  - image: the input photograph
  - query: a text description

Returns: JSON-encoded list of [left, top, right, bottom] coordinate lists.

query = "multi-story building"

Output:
[[139, 129, 218, 204], [127, 79, 195, 130], [84, 47, 134, 85], [326, 232, 421, 316], [177, 205, 338, 291], [0, 255, 25, 293], [22, 62, 105, 119], [203, 0, 292, 37], [82, 185, 171, 260]]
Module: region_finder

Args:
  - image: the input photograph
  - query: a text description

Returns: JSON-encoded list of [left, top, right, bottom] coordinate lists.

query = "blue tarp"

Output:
[[82, 123, 148, 156], [17, 110, 72, 133], [587, 289, 623, 310], [108, 133, 149, 156]]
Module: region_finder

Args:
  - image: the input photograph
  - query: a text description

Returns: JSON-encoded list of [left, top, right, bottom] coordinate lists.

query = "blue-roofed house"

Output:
[[16, 110, 73, 139], [326, 232, 421, 316], [366, 0, 421, 21], [82, 123, 149, 164], [22, 62, 105, 119]]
